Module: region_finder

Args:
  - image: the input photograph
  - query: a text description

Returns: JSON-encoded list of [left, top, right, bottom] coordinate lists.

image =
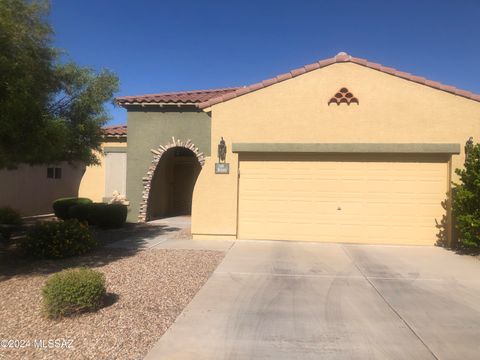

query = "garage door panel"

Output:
[[241, 205, 339, 220], [339, 226, 434, 245], [340, 201, 442, 213], [241, 220, 338, 241], [238, 154, 448, 245], [243, 178, 340, 190]]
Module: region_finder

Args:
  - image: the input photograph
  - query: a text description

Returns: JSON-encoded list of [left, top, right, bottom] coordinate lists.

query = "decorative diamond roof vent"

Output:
[[328, 87, 359, 105]]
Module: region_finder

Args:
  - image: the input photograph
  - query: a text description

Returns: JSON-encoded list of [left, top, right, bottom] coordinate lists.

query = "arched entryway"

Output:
[[147, 147, 201, 220], [138, 138, 205, 222]]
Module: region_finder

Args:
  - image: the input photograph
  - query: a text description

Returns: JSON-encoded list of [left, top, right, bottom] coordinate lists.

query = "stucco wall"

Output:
[[192, 62, 480, 238], [0, 162, 84, 216], [78, 140, 127, 202], [126, 107, 211, 222]]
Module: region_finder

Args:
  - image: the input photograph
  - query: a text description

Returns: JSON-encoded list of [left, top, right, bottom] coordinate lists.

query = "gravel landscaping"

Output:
[[0, 248, 224, 360]]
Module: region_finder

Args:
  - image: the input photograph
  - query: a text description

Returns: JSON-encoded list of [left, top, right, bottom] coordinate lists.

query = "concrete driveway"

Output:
[[145, 241, 480, 360]]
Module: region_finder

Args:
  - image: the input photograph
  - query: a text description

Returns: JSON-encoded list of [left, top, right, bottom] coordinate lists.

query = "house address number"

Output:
[[215, 163, 230, 174]]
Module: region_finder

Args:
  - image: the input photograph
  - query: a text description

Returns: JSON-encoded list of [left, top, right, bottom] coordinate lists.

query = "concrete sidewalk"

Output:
[[145, 240, 480, 360]]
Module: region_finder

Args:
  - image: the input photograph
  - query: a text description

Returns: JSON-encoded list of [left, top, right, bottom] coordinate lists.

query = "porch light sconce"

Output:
[[215, 137, 229, 174], [218, 137, 227, 163], [465, 136, 474, 162]]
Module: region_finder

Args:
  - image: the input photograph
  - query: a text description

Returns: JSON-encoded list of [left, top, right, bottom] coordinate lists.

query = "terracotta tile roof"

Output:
[[103, 125, 127, 138], [116, 88, 240, 106], [198, 52, 480, 109]]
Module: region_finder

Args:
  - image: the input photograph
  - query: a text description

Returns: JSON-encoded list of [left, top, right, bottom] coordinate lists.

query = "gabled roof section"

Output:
[[116, 88, 240, 107], [198, 52, 480, 109], [103, 125, 127, 138]]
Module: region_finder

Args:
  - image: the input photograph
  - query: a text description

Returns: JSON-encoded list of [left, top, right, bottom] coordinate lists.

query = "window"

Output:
[[54, 168, 62, 179], [47, 167, 62, 179]]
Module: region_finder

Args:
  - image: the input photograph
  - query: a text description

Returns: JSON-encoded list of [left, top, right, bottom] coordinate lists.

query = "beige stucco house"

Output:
[[0, 126, 127, 217], [116, 52, 480, 246], [0, 162, 85, 216]]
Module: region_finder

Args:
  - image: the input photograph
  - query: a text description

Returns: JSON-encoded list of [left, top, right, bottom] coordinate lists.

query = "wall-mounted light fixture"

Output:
[[215, 137, 229, 174], [218, 137, 226, 163]]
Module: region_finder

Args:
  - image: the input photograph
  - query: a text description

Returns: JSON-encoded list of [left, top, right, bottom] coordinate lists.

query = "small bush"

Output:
[[21, 219, 97, 258], [68, 203, 91, 223], [53, 197, 92, 220], [0, 207, 22, 226], [65, 202, 128, 228], [42, 268, 106, 318], [88, 203, 127, 228], [0, 207, 22, 240]]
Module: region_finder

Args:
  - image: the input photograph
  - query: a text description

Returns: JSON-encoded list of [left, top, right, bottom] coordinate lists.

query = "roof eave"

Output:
[[116, 101, 199, 109]]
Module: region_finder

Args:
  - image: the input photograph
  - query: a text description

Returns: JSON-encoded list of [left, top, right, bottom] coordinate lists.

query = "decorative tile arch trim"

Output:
[[138, 137, 205, 222]]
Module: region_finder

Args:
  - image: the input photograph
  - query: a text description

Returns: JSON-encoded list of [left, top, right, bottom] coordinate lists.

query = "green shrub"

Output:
[[65, 202, 128, 228], [453, 142, 480, 248], [21, 219, 97, 258], [68, 203, 91, 223], [42, 268, 106, 318], [53, 197, 92, 220], [0, 207, 22, 240], [0, 207, 22, 226], [88, 203, 127, 228]]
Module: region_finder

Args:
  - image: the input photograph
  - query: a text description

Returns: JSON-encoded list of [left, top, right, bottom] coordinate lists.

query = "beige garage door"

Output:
[[238, 154, 448, 245]]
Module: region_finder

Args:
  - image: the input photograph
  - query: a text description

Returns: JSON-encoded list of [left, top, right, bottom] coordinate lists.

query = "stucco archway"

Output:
[[138, 137, 205, 222]]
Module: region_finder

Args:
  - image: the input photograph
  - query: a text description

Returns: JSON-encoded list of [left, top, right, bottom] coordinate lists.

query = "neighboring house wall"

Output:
[[79, 140, 127, 202], [126, 107, 211, 222], [0, 162, 84, 216], [191, 62, 480, 240]]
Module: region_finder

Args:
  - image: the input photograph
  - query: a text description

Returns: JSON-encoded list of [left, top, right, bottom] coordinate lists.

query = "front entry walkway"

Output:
[[103, 216, 192, 250], [145, 240, 480, 359], [101, 216, 233, 252]]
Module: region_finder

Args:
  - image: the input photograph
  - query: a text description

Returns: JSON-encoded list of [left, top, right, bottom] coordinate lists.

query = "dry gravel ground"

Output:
[[0, 248, 225, 360]]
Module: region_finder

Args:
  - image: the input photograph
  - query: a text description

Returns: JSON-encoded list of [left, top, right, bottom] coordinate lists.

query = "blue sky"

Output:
[[50, 0, 480, 126]]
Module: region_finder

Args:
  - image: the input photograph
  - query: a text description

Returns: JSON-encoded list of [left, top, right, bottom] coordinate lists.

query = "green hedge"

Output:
[[21, 219, 97, 259], [0, 207, 23, 240], [53, 197, 92, 220], [66, 202, 128, 228], [87, 203, 128, 228], [0, 207, 22, 226], [42, 268, 106, 318], [68, 203, 91, 223]]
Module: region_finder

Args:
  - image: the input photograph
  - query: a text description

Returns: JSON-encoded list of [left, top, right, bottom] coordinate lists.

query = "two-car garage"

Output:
[[189, 54, 479, 245], [236, 146, 454, 245]]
